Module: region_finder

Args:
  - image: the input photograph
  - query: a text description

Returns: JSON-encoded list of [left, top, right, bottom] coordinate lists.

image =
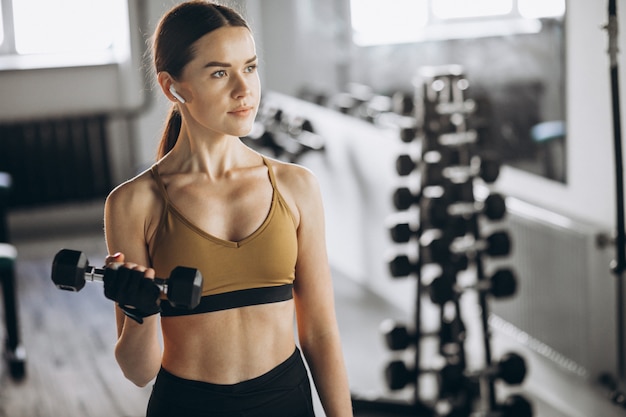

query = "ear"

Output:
[[158, 72, 186, 104]]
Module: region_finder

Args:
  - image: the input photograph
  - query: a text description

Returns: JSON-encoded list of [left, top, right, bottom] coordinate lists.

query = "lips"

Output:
[[228, 106, 254, 116]]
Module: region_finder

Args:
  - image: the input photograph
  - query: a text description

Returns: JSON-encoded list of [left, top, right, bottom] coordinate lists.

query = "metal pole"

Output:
[[606, 0, 626, 380]]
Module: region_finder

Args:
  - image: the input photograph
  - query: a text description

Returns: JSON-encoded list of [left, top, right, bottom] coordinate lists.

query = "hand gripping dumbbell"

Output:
[[429, 268, 517, 305], [51, 249, 203, 309]]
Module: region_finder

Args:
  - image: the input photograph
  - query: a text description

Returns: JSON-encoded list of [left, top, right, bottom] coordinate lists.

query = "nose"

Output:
[[231, 73, 251, 100]]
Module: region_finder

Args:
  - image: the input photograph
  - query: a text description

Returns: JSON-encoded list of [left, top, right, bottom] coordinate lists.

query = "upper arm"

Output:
[[104, 175, 155, 268], [104, 175, 158, 336], [283, 166, 338, 343]]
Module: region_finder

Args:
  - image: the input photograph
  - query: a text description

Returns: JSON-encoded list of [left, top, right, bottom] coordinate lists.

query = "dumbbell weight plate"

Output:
[[166, 266, 203, 309], [52, 249, 90, 291]]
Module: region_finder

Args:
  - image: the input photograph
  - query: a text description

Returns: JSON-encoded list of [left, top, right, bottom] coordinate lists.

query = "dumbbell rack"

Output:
[[242, 101, 325, 163], [374, 66, 532, 416]]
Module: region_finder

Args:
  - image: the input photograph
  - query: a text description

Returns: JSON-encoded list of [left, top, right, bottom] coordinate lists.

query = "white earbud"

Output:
[[169, 85, 186, 104]]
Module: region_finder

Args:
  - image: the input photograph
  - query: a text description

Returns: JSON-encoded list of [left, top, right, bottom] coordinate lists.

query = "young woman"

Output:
[[102, 1, 353, 416]]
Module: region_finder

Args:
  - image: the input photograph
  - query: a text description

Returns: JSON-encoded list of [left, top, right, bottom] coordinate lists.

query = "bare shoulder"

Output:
[[104, 168, 164, 239], [266, 158, 323, 227], [106, 169, 159, 211], [267, 158, 321, 203]]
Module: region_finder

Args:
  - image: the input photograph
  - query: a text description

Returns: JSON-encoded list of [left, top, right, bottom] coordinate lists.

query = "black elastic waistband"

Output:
[[160, 284, 293, 317], [156, 347, 303, 395]]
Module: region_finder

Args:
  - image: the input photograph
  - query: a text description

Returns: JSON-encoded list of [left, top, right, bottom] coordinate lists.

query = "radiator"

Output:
[[489, 197, 621, 379], [0, 115, 112, 208]]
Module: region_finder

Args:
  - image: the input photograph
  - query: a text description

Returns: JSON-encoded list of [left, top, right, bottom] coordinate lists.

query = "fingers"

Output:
[[105, 252, 155, 279]]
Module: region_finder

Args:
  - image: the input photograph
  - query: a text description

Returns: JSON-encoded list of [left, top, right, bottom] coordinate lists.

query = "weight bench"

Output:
[[0, 172, 26, 379]]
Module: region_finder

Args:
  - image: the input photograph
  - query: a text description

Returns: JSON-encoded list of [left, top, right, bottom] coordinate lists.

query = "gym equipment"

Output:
[[243, 103, 325, 163], [423, 231, 511, 266], [388, 254, 419, 278], [393, 187, 420, 211], [419, 155, 501, 186], [52, 249, 203, 309], [429, 268, 517, 305], [385, 359, 469, 395], [467, 394, 533, 417], [425, 193, 507, 230], [381, 316, 466, 355], [385, 351, 526, 394], [600, 2, 626, 407], [0, 172, 26, 380], [373, 66, 531, 416]]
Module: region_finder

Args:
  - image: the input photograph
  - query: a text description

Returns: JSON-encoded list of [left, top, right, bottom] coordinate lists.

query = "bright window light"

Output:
[[350, 0, 428, 46], [518, 0, 566, 18], [0, 5, 4, 46], [433, 0, 513, 19], [13, 0, 125, 55]]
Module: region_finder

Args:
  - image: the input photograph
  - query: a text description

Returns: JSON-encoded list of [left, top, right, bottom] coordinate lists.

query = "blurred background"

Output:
[[0, 1, 624, 416]]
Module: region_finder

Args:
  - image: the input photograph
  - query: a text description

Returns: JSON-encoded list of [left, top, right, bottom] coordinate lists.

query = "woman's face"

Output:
[[177, 26, 260, 139]]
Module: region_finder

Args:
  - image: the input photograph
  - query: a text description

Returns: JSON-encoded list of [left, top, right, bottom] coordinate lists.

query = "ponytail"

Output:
[[157, 106, 182, 160], [152, 1, 250, 160]]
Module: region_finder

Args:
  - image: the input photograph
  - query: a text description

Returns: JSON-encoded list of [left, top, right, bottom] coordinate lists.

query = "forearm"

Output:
[[301, 333, 353, 417], [114, 311, 162, 387]]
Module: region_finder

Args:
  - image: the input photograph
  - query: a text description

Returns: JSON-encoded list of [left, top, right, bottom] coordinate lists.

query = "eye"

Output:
[[212, 70, 227, 78], [245, 64, 258, 73]]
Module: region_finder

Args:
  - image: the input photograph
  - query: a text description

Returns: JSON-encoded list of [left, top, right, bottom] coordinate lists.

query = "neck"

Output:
[[161, 125, 258, 179]]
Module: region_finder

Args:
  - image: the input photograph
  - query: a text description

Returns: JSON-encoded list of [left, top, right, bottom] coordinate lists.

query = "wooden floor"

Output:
[[0, 201, 625, 417]]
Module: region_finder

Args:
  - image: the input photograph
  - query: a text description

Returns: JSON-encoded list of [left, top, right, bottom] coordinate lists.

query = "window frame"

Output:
[[0, 0, 130, 71], [349, 0, 566, 46]]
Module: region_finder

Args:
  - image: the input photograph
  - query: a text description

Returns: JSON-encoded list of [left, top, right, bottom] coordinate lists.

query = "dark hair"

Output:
[[153, 1, 250, 159]]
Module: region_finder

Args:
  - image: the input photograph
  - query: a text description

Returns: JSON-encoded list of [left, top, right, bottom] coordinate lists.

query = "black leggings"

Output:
[[146, 348, 315, 417]]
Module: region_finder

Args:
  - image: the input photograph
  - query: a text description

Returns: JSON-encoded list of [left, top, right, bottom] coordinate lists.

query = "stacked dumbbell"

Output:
[[383, 66, 533, 417], [242, 102, 325, 163]]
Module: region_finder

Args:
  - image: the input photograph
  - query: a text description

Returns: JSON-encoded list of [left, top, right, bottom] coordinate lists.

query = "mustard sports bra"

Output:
[[149, 158, 298, 316]]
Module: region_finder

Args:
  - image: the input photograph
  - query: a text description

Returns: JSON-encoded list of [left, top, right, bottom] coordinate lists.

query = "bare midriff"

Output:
[[160, 299, 296, 384]]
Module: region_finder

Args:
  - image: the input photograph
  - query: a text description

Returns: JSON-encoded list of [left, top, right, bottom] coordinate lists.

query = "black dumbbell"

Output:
[[424, 231, 511, 266], [391, 91, 415, 116], [429, 268, 517, 305], [386, 350, 526, 393], [389, 222, 419, 243], [498, 394, 533, 417], [380, 316, 466, 354], [427, 193, 507, 229], [388, 254, 418, 278], [468, 352, 527, 386], [421, 154, 501, 186], [396, 154, 416, 176], [423, 130, 479, 153], [396, 146, 459, 177], [472, 394, 533, 417], [385, 359, 467, 396], [51, 249, 203, 309], [389, 353, 526, 394], [393, 187, 420, 211]]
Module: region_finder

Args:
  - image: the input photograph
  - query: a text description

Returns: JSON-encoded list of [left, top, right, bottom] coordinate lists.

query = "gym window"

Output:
[[350, 0, 566, 46], [0, 0, 130, 70]]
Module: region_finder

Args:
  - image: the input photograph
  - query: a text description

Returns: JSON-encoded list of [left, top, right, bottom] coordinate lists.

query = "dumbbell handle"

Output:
[[85, 265, 169, 292]]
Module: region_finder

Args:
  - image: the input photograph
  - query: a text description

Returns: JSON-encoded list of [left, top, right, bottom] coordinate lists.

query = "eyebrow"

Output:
[[204, 55, 257, 68]]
